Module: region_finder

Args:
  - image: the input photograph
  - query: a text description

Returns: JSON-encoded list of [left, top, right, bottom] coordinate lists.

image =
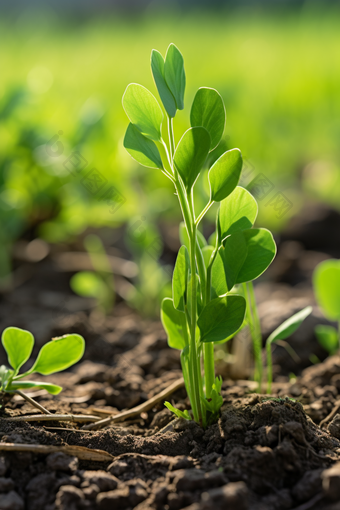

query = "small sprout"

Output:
[[266, 306, 312, 393], [0, 327, 85, 402], [164, 402, 191, 420], [70, 234, 114, 315]]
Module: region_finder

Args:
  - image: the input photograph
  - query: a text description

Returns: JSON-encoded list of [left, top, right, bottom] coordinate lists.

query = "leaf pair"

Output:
[[1, 327, 85, 395], [212, 228, 276, 296], [175, 88, 233, 194], [208, 186, 276, 297], [123, 44, 185, 170], [151, 44, 185, 116]]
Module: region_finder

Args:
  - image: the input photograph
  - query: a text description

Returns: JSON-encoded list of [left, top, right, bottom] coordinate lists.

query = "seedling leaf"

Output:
[[161, 298, 187, 350], [173, 245, 190, 312], [151, 49, 177, 118], [174, 127, 211, 190], [164, 44, 185, 110], [219, 186, 258, 240], [122, 83, 163, 141], [2, 327, 34, 372], [267, 306, 313, 346], [313, 259, 340, 320], [124, 123, 163, 169], [190, 87, 225, 150], [8, 381, 62, 395], [202, 246, 214, 269], [213, 230, 248, 293], [164, 401, 191, 420], [198, 295, 246, 343], [235, 228, 276, 283], [31, 334, 85, 375], [209, 149, 243, 202]]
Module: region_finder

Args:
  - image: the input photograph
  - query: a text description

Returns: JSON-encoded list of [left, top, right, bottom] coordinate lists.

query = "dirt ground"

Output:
[[1, 202, 340, 510]]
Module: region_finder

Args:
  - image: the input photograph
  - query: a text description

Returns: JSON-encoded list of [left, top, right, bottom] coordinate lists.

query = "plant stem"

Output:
[[196, 200, 213, 226], [266, 341, 273, 394], [204, 263, 215, 399], [248, 281, 263, 389], [243, 282, 263, 392], [168, 117, 176, 158], [188, 214, 204, 426]]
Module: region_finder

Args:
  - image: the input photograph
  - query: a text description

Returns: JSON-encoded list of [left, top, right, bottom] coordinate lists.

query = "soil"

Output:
[[1, 203, 340, 510]]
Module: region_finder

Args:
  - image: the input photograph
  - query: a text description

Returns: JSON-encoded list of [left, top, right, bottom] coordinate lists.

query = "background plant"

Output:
[[313, 259, 340, 354], [70, 234, 115, 315]]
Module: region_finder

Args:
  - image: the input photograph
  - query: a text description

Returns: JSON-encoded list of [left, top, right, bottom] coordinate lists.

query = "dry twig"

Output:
[[83, 377, 185, 431], [0, 443, 112, 462], [15, 390, 52, 415], [1, 413, 101, 423]]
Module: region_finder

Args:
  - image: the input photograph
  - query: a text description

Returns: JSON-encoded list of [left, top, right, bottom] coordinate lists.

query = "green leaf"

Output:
[[219, 186, 258, 240], [122, 83, 163, 141], [174, 127, 211, 190], [315, 324, 339, 354], [161, 298, 187, 350], [173, 246, 190, 312], [151, 49, 177, 118], [164, 44, 185, 110], [70, 271, 105, 298], [123, 123, 163, 169], [31, 334, 85, 375], [267, 306, 313, 346], [202, 246, 214, 269], [235, 228, 276, 283], [164, 401, 191, 420], [190, 87, 226, 150], [213, 230, 248, 293], [209, 149, 243, 202], [2, 327, 34, 372], [211, 248, 228, 298], [313, 259, 340, 321], [198, 295, 246, 343], [8, 381, 62, 395]]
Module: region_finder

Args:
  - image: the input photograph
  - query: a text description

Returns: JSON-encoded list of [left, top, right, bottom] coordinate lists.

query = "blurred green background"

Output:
[[1, 1, 339, 309]]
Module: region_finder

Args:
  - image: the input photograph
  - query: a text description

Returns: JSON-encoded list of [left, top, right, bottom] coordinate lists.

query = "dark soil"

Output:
[[1, 204, 340, 510]]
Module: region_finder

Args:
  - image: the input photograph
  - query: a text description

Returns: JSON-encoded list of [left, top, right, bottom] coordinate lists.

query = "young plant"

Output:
[[122, 44, 278, 426], [0, 327, 85, 402], [265, 306, 312, 393], [313, 259, 340, 352]]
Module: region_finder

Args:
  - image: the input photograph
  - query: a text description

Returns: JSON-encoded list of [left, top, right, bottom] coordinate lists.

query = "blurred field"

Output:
[[0, 5, 339, 279]]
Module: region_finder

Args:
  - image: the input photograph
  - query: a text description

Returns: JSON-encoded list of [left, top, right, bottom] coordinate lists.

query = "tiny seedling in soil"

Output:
[[70, 234, 115, 315], [313, 258, 340, 354], [0, 327, 85, 408], [122, 43, 311, 426]]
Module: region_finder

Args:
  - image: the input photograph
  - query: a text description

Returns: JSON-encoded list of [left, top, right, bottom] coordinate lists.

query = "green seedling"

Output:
[[0, 327, 85, 405], [122, 43, 279, 426], [266, 306, 312, 393], [313, 259, 340, 353], [70, 234, 115, 314]]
